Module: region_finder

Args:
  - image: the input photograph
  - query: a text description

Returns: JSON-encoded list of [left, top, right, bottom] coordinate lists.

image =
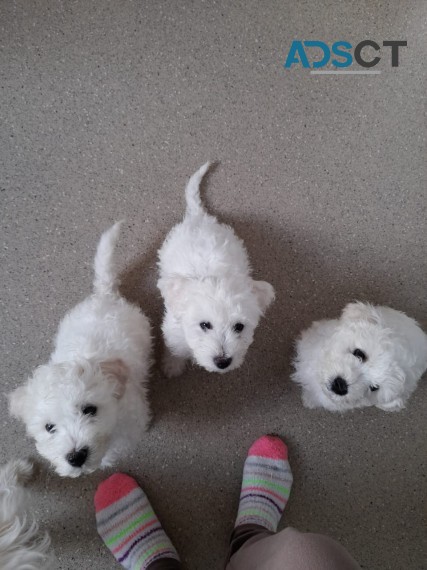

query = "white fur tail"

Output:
[[93, 221, 123, 295], [0, 459, 55, 570], [185, 162, 211, 217], [0, 458, 34, 488]]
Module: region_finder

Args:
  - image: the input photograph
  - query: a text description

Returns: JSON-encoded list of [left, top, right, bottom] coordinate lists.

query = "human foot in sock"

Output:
[[95, 473, 181, 569], [235, 435, 293, 532]]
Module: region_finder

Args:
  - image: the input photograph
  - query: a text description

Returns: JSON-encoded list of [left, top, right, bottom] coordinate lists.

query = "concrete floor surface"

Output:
[[1, 1, 426, 569]]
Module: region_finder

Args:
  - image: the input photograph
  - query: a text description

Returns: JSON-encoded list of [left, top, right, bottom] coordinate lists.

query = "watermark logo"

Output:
[[284, 40, 407, 75]]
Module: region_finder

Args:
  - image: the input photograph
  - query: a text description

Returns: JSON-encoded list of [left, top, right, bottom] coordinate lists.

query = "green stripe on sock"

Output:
[[134, 541, 172, 566], [237, 508, 276, 525], [105, 510, 154, 546], [242, 477, 290, 494]]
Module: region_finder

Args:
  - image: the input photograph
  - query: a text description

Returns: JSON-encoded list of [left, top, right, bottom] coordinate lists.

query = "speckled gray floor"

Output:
[[1, 1, 426, 569]]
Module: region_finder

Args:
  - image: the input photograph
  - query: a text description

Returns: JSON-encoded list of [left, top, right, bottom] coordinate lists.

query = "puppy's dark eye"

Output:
[[233, 323, 244, 333], [45, 423, 56, 433], [353, 349, 367, 362], [200, 322, 212, 331], [82, 405, 97, 416], [370, 385, 379, 392]]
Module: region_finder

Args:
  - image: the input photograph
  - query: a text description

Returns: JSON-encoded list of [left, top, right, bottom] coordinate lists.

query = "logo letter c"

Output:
[[354, 40, 380, 68]]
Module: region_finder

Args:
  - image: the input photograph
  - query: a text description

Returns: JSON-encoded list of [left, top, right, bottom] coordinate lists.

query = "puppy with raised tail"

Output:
[[0, 458, 54, 570], [292, 302, 427, 412], [157, 162, 275, 377], [9, 223, 152, 477]]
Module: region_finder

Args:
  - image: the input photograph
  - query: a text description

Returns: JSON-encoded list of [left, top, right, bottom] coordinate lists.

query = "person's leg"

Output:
[[225, 434, 293, 564], [225, 435, 361, 570], [227, 527, 361, 570], [95, 473, 181, 570]]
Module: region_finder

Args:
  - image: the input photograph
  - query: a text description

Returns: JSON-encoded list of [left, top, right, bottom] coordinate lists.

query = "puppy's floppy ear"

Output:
[[157, 276, 192, 315], [341, 302, 380, 324], [9, 385, 31, 423], [100, 359, 129, 399], [252, 280, 275, 313]]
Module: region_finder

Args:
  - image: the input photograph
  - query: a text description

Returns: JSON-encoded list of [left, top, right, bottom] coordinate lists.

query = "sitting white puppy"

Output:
[[0, 458, 54, 570], [9, 223, 152, 477], [157, 162, 275, 376], [292, 302, 427, 412]]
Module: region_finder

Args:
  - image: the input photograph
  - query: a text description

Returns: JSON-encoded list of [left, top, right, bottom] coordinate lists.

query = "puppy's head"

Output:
[[9, 359, 128, 477], [295, 302, 406, 411], [159, 275, 274, 372]]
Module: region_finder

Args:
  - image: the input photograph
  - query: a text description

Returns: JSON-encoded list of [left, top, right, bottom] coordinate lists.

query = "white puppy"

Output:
[[157, 162, 275, 376], [292, 302, 427, 412], [0, 458, 54, 570], [9, 223, 152, 477]]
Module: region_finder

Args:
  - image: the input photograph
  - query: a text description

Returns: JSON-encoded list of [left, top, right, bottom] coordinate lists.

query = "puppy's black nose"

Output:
[[66, 447, 89, 468], [214, 356, 232, 369], [330, 377, 348, 396]]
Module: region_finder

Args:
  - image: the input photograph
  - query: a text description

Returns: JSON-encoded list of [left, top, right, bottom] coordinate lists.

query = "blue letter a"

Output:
[[284, 41, 310, 69]]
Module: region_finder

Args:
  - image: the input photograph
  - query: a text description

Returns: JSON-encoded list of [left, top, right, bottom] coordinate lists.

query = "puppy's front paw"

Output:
[[302, 390, 319, 409], [101, 456, 115, 469], [162, 352, 187, 378], [376, 399, 404, 412]]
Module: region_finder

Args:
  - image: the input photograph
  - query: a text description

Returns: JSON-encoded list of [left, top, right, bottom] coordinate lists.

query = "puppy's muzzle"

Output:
[[330, 376, 348, 396], [214, 356, 232, 370], [66, 447, 89, 468]]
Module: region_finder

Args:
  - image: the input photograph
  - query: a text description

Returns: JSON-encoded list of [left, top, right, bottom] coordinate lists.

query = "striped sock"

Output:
[[235, 435, 293, 532], [95, 473, 180, 570]]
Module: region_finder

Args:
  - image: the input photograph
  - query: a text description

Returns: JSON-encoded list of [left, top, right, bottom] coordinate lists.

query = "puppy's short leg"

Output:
[[376, 399, 404, 412], [101, 450, 121, 469], [162, 349, 187, 378], [161, 310, 190, 377], [302, 389, 319, 409]]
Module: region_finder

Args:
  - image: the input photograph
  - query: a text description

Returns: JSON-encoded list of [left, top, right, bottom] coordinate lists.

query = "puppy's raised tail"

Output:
[[93, 221, 123, 296], [185, 161, 211, 217]]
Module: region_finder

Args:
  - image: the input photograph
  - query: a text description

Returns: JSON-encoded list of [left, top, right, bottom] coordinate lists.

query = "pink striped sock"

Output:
[[95, 473, 180, 569], [235, 435, 293, 532]]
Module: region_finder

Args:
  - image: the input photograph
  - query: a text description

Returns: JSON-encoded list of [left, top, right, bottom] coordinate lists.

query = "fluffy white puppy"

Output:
[[157, 162, 275, 376], [292, 302, 427, 412], [0, 458, 54, 570], [9, 223, 152, 477]]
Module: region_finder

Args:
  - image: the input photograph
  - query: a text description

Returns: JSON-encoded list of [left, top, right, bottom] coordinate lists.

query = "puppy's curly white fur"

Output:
[[292, 302, 427, 412], [0, 459, 54, 570], [9, 223, 152, 477], [157, 163, 275, 376]]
